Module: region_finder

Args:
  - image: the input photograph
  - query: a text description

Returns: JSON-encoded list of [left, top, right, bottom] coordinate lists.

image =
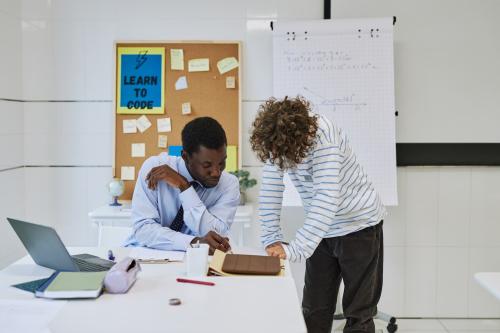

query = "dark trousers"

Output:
[[302, 222, 384, 333]]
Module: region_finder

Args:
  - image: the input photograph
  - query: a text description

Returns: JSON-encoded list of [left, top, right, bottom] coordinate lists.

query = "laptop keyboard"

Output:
[[72, 257, 111, 272]]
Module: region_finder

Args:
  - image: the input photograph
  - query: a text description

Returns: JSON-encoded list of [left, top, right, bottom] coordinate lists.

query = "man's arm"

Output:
[[180, 175, 240, 237], [283, 143, 342, 262], [130, 158, 195, 251], [259, 161, 286, 247]]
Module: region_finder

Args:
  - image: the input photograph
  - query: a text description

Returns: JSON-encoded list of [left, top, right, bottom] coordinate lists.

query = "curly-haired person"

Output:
[[250, 96, 386, 333]]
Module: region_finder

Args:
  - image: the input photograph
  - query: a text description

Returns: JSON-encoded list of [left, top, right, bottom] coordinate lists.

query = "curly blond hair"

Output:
[[250, 96, 318, 170]]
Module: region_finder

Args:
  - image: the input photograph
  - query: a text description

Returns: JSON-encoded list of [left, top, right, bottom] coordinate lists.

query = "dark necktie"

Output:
[[170, 182, 199, 232]]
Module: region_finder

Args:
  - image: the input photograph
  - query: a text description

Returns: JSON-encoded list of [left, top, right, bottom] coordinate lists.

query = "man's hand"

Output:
[[266, 241, 286, 259], [146, 165, 190, 191], [191, 231, 231, 255]]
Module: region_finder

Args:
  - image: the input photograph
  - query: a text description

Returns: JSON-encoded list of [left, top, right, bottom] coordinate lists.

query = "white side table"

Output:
[[89, 203, 254, 247]]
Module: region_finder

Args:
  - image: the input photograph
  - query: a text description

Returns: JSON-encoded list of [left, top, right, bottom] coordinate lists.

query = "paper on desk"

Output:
[[217, 57, 239, 74], [175, 76, 188, 90], [136, 115, 152, 133], [170, 49, 184, 70], [188, 58, 209, 72], [129, 247, 185, 261], [209, 250, 285, 277], [131, 143, 145, 157], [123, 119, 137, 133], [0, 299, 66, 333], [157, 117, 172, 133]]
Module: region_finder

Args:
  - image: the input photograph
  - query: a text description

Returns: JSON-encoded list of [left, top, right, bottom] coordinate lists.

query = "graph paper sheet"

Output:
[[273, 18, 398, 205]]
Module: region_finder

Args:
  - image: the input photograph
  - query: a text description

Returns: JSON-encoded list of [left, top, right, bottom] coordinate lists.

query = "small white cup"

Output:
[[186, 243, 209, 276]]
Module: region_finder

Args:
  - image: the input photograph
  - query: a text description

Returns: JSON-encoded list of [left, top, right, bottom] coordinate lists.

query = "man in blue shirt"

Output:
[[125, 117, 240, 254]]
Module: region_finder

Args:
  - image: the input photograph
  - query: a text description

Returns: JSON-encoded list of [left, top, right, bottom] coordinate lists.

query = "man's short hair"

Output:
[[182, 117, 227, 155]]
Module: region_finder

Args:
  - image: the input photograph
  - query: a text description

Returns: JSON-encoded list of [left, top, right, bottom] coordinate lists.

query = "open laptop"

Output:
[[7, 218, 115, 272]]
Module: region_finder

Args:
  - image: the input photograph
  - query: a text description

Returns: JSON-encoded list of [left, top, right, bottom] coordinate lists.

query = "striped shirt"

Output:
[[259, 115, 386, 262]]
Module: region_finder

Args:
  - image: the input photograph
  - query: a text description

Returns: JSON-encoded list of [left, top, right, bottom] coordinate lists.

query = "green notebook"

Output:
[[36, 271, 107, 299]]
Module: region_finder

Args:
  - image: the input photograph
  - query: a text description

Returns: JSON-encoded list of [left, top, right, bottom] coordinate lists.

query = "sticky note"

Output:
[[123, 119, 137, 133], [226, 145, 238, 172], [188, 58, 210, 72], [168, 145, 183, 157], [131, 143, 145, 157], [136, 115, 152, 133], [158, 135, 168, 148], [226, 76, 236, 89], [121, 166, 135, 181], [175, 76, 188, 90], [170, 49, 184, 70], [181, 102, 192, 115], [157, 117, 172, 133], [217, 57, 239, 74]]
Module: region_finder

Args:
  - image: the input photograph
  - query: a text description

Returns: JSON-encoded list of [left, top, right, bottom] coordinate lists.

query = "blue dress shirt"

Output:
[[124, 153, 240, 251]]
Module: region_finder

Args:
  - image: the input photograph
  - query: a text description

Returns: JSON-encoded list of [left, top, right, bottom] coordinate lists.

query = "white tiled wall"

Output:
[[273, 167, 500, 317], [0, 168, 27, 268], [24, 166, 111, 246], [1, 0, 499, 319], [0, 1, 25, 268]]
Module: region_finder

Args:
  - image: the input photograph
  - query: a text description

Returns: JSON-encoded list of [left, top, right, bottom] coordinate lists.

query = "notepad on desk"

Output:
[[209, 250, 285, 277], [35, 271, 107, 299]]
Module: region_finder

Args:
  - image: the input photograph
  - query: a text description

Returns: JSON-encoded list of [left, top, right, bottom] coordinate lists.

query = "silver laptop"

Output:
[[7, 218, 114, 272]]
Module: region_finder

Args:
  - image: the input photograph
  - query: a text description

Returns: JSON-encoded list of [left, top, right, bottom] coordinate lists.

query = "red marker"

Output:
[[176, 278, 215, 286]]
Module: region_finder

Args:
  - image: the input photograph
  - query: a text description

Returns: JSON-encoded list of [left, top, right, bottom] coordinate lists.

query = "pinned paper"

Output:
[[158, 135, 168, 148], [217, 57, 239, 74], [157, 117, 172, 133], [226, 145, 238, 172], [121, 166, 135, 181], [131, 143, 145, 157], [170, 49, 184, 70], [168, 145, 182, 157], [136, 115, 152, 133], [181, 102, 192, 115], [123, 119, 137, 133], [188, 58, 210, 72], [175, 76, 188, 90], [226, 76, 236, 89]]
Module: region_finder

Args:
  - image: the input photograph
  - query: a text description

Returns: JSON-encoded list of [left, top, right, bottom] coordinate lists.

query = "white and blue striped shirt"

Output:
[[259, 115, 386, 262]]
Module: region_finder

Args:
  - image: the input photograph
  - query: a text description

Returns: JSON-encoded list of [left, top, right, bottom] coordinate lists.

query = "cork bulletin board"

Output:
[[114, 41, 241, 200]]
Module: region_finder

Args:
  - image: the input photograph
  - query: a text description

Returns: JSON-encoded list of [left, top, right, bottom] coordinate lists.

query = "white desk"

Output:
[[475, 272, 500, 301], [89, 203, 254, 247], [0, 247, 306, 333]]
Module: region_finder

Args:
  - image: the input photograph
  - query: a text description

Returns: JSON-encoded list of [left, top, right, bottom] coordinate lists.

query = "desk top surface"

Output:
[[0, 247, 305, 333], [475, 272, 500, 301]]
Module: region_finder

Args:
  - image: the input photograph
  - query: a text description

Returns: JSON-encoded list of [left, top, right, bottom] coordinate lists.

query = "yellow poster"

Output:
[[116, 47, 165, 115]]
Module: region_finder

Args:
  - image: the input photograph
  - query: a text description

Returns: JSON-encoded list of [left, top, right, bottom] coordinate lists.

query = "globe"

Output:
[[108, 178, 125, 206]]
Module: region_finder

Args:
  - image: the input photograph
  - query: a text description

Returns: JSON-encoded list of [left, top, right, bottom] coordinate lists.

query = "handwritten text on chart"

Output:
[[283, 50, 377, 72], [303, 87, 367, 112]]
